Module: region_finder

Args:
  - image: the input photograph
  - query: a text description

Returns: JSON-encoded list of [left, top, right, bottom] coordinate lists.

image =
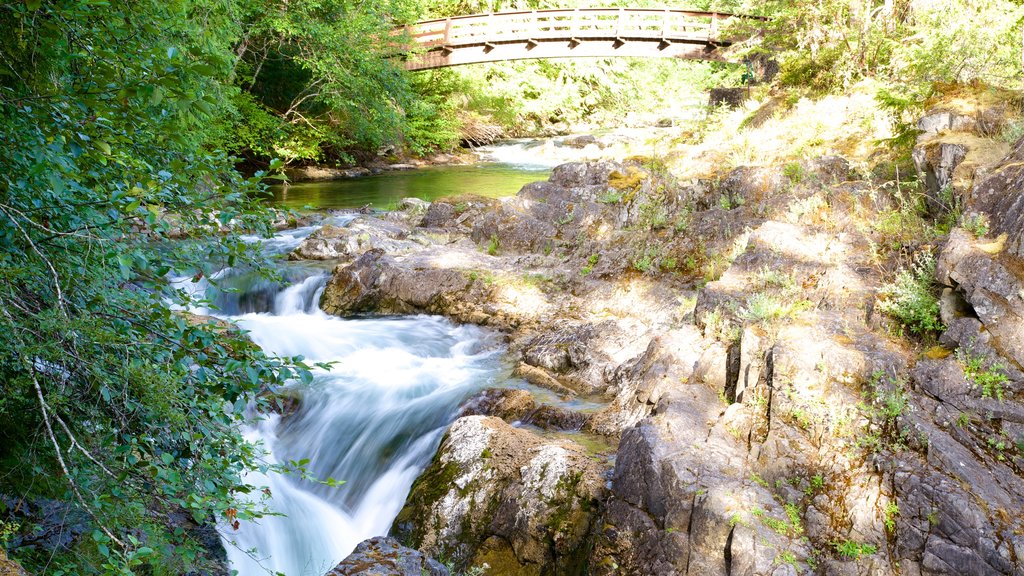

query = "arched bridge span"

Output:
[[397, 8, 753, 71]]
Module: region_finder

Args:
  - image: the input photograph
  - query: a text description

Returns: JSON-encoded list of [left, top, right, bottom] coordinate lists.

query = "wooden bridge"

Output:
[[398, 8, 752, 71]]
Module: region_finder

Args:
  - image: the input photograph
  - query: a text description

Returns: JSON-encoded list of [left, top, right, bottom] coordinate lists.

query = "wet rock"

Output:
[[325, 536, 449, 576], [564, 135, 601, 149], [458, 388, 590, 431], [391, 416, 606, 574], [289, 217, 414, 261], [512, 363, 577, 398], [319, 249, 471, 316]]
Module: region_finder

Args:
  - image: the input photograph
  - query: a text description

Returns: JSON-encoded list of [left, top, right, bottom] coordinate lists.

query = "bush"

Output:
[[877, 252, 945, 336]]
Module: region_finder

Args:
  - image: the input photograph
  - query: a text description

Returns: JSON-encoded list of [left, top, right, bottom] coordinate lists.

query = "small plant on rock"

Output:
[[957, 349, 1008, 401], [961, 212, 990, 237], [834, 540, 877, 559]]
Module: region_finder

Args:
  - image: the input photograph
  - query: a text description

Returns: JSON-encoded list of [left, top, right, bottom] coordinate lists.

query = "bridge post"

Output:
[[660, 9, 669, 49], [709, 13, 718, 43], [443, 17, 452, 45]]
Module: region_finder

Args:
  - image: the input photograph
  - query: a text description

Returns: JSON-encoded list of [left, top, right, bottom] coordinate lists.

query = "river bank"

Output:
[[275, 93, 1024, 575]]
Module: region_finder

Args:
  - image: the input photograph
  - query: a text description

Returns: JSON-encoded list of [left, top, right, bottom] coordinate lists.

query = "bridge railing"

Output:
[[403, 8, 735, 48]]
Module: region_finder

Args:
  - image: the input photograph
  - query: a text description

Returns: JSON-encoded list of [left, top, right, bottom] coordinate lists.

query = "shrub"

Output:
[[877, 252, 944, 336]]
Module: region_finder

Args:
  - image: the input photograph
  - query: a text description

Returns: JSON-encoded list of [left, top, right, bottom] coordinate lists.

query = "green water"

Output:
[[269, 163, 550, 210]]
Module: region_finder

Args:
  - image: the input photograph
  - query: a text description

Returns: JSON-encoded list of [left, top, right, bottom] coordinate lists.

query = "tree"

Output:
[[0, 1, 313, 573]]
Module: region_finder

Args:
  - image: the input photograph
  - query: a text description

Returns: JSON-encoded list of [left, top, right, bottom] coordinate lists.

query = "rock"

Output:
[[587, 326, 707, 435], [284, 166, 370, 181], [709, 87, 747, 109], [0, 549, 28, 576], [319, 249, 471, 316], [717, 165, 787, 208], [590, 383, 817, 576], [391, 416, 606, 574], [325, 536, 449, 576], [398, 197, 430, 214], [289, 217, 415, 261], [969, 136, 1024, 258], [419, 195, 501, 231], [912, 133, 1009, 211], [937, 228, 1024, 367], [458, 388, 591, 431], [564, 135, 601, 149], [917, 110, 979, 135]]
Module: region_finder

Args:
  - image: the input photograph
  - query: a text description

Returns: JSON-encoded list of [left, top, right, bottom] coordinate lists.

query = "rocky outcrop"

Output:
[[937, 228, 1024, 368], [391, 416, 607, 575], [314, 145, 1024, 575], [325, 537, 449, 576], [968, 135, 1024, 258]]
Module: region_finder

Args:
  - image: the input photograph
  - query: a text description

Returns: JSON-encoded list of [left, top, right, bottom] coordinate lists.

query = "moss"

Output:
[[607, 167, 646, 195], [394, 452, 462, 547]]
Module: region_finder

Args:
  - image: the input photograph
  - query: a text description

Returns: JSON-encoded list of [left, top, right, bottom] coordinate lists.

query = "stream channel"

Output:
[[193, 144, 587, 575]]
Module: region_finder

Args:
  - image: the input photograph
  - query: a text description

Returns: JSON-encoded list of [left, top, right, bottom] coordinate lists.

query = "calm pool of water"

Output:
[[269, 163, 550, 210]]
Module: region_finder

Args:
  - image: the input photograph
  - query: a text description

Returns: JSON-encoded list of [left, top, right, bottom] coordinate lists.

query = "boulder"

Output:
[[325, 536, 449, 576], [319, 249, 472, 316], [391, 416, 606, 575], [289, 217, 415, 261], [587, 326, 707, 435]]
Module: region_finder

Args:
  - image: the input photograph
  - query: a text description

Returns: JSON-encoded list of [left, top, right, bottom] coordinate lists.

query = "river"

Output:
[[268, 141, 553, 210], [197, 150, 553, 575]]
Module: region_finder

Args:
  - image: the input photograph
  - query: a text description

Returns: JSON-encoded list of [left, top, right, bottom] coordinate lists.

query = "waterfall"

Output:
[[200, 226, 511, 576]]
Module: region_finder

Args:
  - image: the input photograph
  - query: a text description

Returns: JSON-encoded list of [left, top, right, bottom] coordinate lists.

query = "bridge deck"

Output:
[[398, 8, 747, 70]]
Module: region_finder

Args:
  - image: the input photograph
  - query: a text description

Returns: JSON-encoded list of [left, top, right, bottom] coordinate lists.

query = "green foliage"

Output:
[[834, 540, 878, 560], [0, 1, 314, 573], [487, 234, 500, 256], [961, 213, 990, 237], [782, 162, 805, 183], [739, 293, 811, 324], [748, 0, 1024, 95], [957, 349, 1009, 401], [884, 502, 899, 533], [225, 0, 420, 163], [877, 252, 945, 337], [858, 371, 910, 452], [581, 254, 600, 276]]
